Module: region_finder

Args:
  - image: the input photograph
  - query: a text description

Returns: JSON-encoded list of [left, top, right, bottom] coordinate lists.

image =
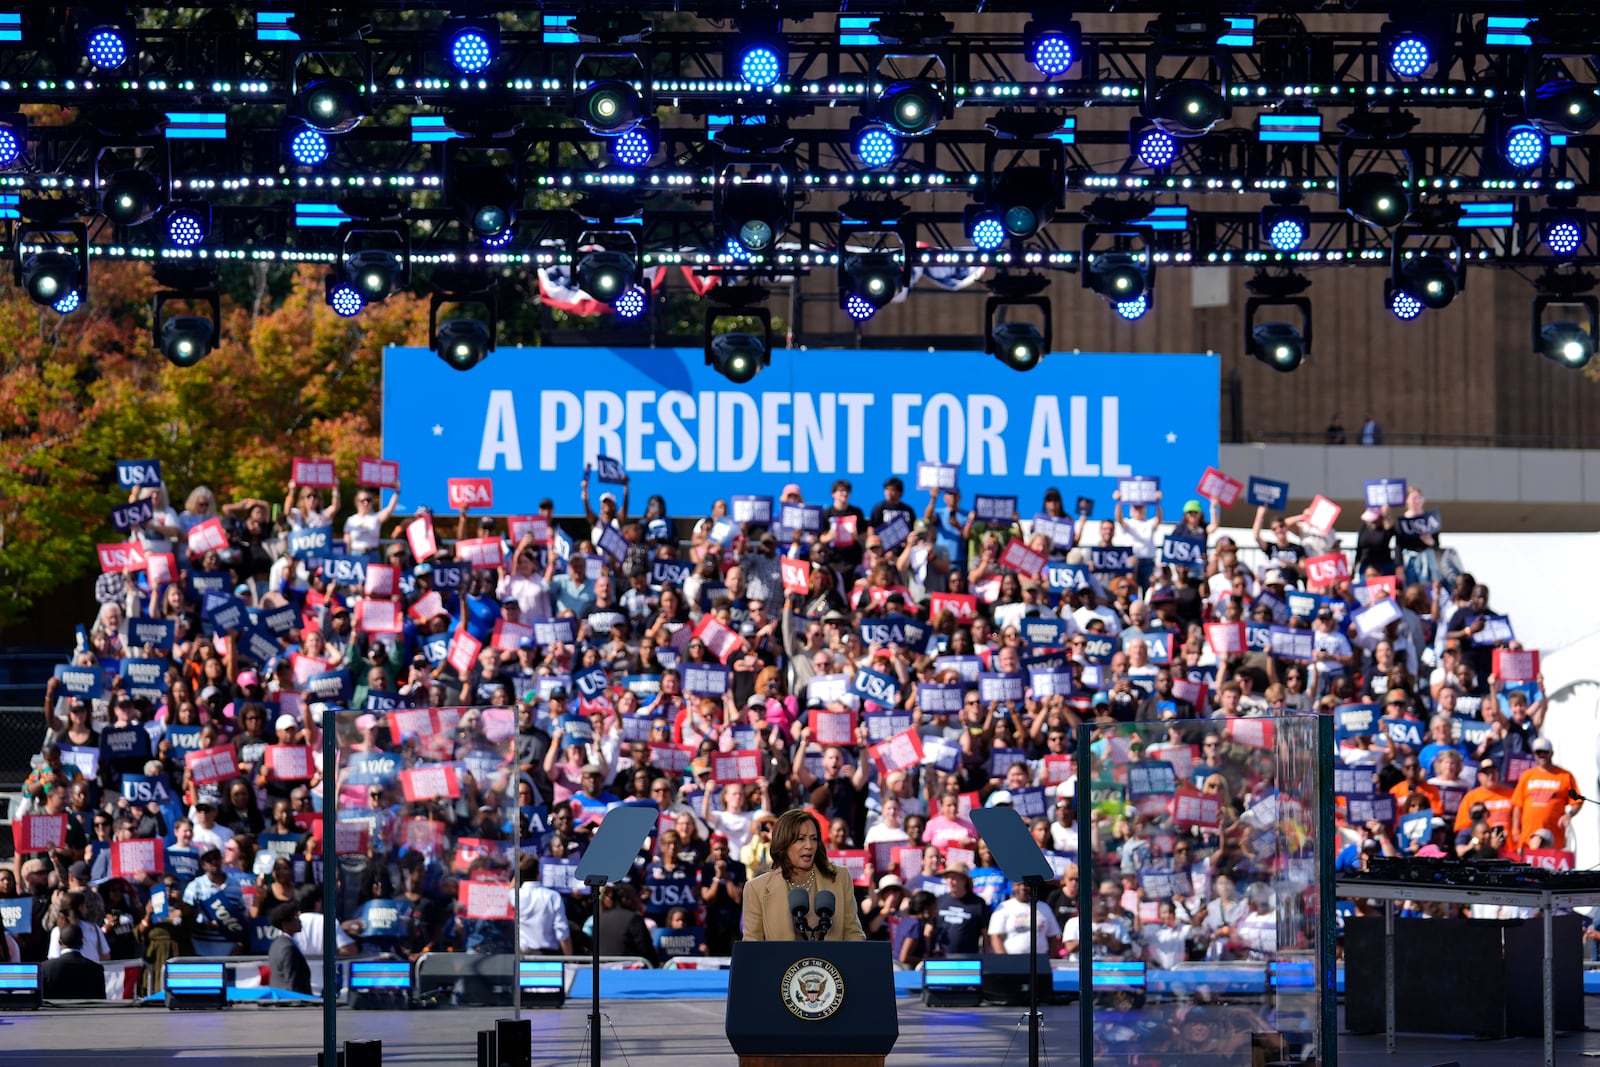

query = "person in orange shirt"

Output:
[[1454, 759, 1515, 833], [1510, 738, 1582, 850], [1389, 755, 1442, 814]]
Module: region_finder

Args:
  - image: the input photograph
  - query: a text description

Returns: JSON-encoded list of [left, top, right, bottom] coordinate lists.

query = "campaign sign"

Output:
[[1205, 621, 1245, 656], [1118, 477, 1160, 505], [781, 504, 823, 534], [1044, 562, 1088, 594], [234, 624, 280, 666], [531, 618, 577, 646], [1128, 761, 1178, 798], [863, 710, 913, 742], [117, 459, 162, 488], [1344, 794, 1397, 826], [1245, 622, 1272, 653], [731, 495, 773, 524], [651, 559, 692, 589], [999, 539, 1045, 578], [1088, 546, 1133, 574], [1196, 467, 1243, 507], [712, 751, 763, 783], [203, 593, 249, 633], [978, 672, 1025, 704], [1472, 616, 1517, 646], [866, 730, 924, 777], [876, 513, 911, 552], [917, 683, 964, 715], [1398, 510, 1442, 538], [321, 556, 367, 586], [921, 736, 961, 773], [975, 495, 1018, 523], [859, 614, 927, 650], [928, 593, 978, 624], [1365, 478, 1407, 509], [1161, 531, 1207, 567], [111, 497, 156, 532], [1247, 477, 1289, 509], [1352, 597, 1402, 638], [111, 839, 165, 879], [54, 664, 103, 699], [1286, 591, 1322, 620], [120, 658, 167, 701], [447, 477, 494, 509], [1384, 718, 1424, 748], [292, 457, 337, 488], [306, 668, 353, 704], [1032, 515, 1076, 548], [850, 666, 900, 707], [1076, 633, 1114, 665], [917, 462, 958, 490], [1020, 616, 1068, 648], [1303, 496, 1341, 535], [128, 617, 175, 651], [683, 664, 731, 697], [508, 515, 550, 543], [571, 664, 609, 702], [358, 457, 400, 488], [407, 514, 439, 561], [97, 542, 147, 573], [1493, 649, 1540, 683], [1334, 703, 1380, 741]]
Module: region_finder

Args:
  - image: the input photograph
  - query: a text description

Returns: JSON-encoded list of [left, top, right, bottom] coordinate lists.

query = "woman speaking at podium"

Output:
[[741, 809, 865, 942]]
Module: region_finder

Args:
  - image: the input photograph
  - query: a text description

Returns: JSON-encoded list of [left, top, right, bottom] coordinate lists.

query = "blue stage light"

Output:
[[327, 281, 364, 317], [86, 28, 128, 70], [723, 237, 753, 262], [615, 285, 648, 319], [0, 125, 21, 167], [448, 28, 494, 74], [1388, 34, 1430, 78], [52, 289, 81, 315], [289, 127, 329, 166], [1268, 216, 1307, 252], [165, 208, 207, 248], [1389, 287, 1424, 321], [1135, 127, 1178, 169], [844, 292, 878, 321], [1543, 216, 1584, 257], [853, 124, 899, 168], [481, 227, 514, 250], [611, 127, 654, 167], [968, 213, 1006, 251], [1503, 123, 1547, 169], [1029, 32, 1074, 76], [1114, 293, 1149, 321], [739, 46, 782, 87]]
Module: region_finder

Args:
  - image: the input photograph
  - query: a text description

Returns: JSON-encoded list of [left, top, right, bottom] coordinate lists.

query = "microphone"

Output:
[[813, 890, 836, 941], [788, 887, 812, 940]]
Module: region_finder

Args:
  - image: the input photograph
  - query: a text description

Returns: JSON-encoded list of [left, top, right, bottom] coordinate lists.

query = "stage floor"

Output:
[[4, 999, 1598, 1067]]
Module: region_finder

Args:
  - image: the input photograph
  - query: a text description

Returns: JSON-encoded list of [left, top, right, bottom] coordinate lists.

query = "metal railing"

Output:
[[1245, 429, 1600, 450]]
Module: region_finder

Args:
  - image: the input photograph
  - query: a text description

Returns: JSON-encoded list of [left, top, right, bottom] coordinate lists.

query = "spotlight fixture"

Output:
[[989, 165, 1059, 239], [1342, 171, 1410, 229], [444, 18, 499, 75], [984, 273, 1051, 372], [21, 251, 81, 307], [872, 80, 946, 138], [453, 163, 517, 238], [1114, 293, 1151, 321], [1530, 80, 1599, 135], [716, 165, 791, 254], [614, 285, 648, 320], [575, 249, 638, 307], [1261, 203, 1309, 253], [850, 120, 900, 169], [576, 80, 643, 135], [102, 169, 163, 227], [1385, 30, 1432, 78], [1024, 20, 1079, 77], [704, 285, 773, 383], [297, 78, 363, 135], [324, 272, 364, 317], [163, 202, 210, 248], [1386, 283, 1424, 321], [1501, 122, 1548, 169], [289, 126, 331, 166], [1540, 208, 1587, 258], [1531, 272, 1597, 369], [84, 23, 132, 70], [737, 43, 785, 88], [158, 315, 216, 367], [1245, 270, 1312, 373], [1394, 251, 1459, 310], [610, 124, 656, 167], [838, 251, 902, 321], [1131, 123, 1179, 169], [52, 288, 82, 315], [965, 206, 1007, 251], [1147, 81, 1228, 137], [0, 114, 26, 168], [436, 318, 492, 370], [152, 278, 221, 368], [345, 248, 403, 303], [1088, 252, 1148, 302]]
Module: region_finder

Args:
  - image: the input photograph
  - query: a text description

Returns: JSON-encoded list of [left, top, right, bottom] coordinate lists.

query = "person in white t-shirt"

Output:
[[344, 485, 399, 555], [1140, 900, 1195, 969], [702, 782, 762, 854], [988, 882, 1062, 955], [1114, 491, 1163, 588], [190, 800, 235, 853], [284, 481, 339, 531]]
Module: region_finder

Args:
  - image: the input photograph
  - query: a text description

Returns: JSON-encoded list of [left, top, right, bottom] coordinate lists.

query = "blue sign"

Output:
[[1247, 477, 1289, 509], [850, 666, 900, 707], [111, 498, 155, 532], [116, 459, 162, 488], [1161, 530, 1207, 567], [382, 347, 1219, 512], [55, 664, 103, 699], [306, 668, 353, 704], [1088, 546, 1133, 573], [121, 658, 167, 701], [130, 617, 175, 651]]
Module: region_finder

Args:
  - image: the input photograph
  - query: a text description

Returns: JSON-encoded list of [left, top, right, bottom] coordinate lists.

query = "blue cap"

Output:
[[1092, 690, 1111, 707]]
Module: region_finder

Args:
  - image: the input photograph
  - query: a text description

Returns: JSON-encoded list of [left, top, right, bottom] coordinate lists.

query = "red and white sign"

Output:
[[145, 552, 178, 586], [400, 819, 449, 856], [831, 515, 857, 548], [335, 822, 371, 856], [1197, 467, 1244, 508], [1042, 755, 1074, 785], [1524, 848, 1575, 872], [1304, 495, 1341, 536], [491, 619, 534, 652], [290, 653, 329, 691], [972, 575, 1002, 604], [1304, 551, 1351, 589], [357, 457, 399, 489], [364, 564, 398, 597], [409, 590, 446, 622], [446, 629, 483, 674], [1227, 718, 1276, 749], [1147, 743, 1196, 779], [459, 879, 515, 920], [448, 477, 494, 510], [187, 517, 229, 555], [1494, 649, 1540, 683], [808, 709, 858, 746], [780, 556, 812, 596], [401, 764, 462, 802], [1170, 788, 1222, 831], [893, 845, 923, 881], [355, 598, 403, 634], [928, 593, 979, 624], [452, 838, 506, 872], [266, 745, 312, 781], [866, 586, 914, 610], [111, 838, 165, 879], [1205, 621, 1245, 655], [292, 458, 337, 488], [508, 515, 550, 543], [834, 849, 870, 887], [456, 536, 504, 570], [16, 814, 67, 853], [711, 750, 763, 783], [406, 514, 439, 562], [999, 539, 1046, 579], [691, 614, 746, 663], [649, 743, 694, 774], [1171, 678, 1209, 711], [867, 729, 924, 777], [1364, 575, 1400, 603], [97, 541, 148, 574], [185, 745, 239, 786]]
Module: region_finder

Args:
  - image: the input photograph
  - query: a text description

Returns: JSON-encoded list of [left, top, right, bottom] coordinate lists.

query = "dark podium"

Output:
[[725, 942, 899, 1067]]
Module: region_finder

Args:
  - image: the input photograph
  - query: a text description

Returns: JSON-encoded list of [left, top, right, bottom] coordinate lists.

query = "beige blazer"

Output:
[[740, 865, 866, 942]]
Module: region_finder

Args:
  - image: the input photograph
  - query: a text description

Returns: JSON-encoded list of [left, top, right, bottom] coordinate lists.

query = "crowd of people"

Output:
[[2, 463, 1568, 1001]]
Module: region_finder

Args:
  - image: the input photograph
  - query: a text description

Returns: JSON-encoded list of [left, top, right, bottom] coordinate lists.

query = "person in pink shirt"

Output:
[[922, 794, 978, 856]]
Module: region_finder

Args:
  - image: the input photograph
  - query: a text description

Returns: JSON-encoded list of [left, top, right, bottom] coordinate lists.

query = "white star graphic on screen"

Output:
[[433, 424, 444, 436], [1166, 432, 1178, 444]]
